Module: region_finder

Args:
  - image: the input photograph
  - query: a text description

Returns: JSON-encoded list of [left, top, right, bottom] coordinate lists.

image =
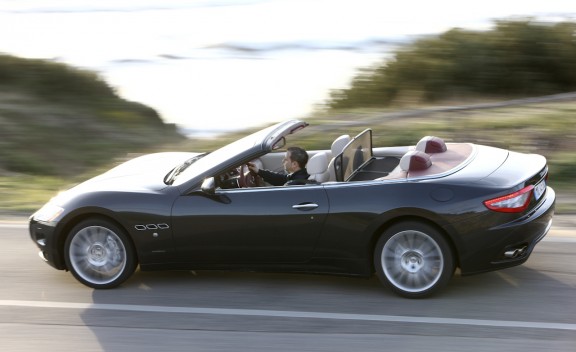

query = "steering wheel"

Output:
[[238, 164, 261, 188]]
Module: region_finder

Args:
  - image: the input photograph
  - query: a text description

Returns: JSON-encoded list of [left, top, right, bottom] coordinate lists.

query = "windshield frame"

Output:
[[171, 120, 307, 189]]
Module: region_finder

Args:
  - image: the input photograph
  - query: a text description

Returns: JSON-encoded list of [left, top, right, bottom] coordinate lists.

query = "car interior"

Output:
[[215, 130, 475, 189]]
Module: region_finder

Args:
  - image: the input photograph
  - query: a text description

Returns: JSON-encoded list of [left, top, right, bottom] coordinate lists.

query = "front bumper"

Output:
[[29, 218, 66, 270]]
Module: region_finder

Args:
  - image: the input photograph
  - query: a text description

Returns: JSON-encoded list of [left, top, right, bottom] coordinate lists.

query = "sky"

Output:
[[0, 0, 575, 135]]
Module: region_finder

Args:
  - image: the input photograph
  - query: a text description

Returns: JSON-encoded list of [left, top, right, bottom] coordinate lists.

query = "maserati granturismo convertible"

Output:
[[29, 120, 555, 297]]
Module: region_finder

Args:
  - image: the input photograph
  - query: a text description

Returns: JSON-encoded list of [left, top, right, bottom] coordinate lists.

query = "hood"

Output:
[[54, 152, 199, 202], [101, 152, 199, 181]]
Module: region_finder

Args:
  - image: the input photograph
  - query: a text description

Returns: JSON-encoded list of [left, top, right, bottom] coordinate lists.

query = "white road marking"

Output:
[[542, 236, 576, 243], [1, 300, 575, 331], [0, 223, 28, 229]]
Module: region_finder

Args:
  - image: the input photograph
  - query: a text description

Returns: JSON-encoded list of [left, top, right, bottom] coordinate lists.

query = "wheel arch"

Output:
[[55, 210, 139, 270], [367, 213, 461, 273]]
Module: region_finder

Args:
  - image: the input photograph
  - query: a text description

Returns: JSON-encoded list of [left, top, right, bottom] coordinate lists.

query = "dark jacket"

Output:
[[257, 168, 310, 186]]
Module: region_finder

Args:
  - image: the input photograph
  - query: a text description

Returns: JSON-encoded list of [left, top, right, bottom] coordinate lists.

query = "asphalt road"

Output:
[[1, 221, 575, 352]]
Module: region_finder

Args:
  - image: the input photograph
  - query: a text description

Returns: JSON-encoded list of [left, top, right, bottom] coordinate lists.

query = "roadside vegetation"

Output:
[[0, 54, 185, 215], [1, 19, 576, 215], [327, 19, 576, 109]]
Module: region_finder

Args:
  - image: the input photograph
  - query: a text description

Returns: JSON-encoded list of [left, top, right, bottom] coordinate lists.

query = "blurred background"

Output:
[[1, 0, 576, 214]]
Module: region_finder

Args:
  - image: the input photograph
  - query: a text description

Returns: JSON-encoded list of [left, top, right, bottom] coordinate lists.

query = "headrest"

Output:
[[331, 135, 351, 156], [307, 151, 329, 174], [400, 151, 432, 172], [416, 136, 447, 153]]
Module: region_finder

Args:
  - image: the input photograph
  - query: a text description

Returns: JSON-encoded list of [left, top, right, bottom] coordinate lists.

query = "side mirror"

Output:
[[201, 177, 216, 195]]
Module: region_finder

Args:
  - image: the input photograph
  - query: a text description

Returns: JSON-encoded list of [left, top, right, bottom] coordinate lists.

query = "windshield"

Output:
[[164, 153, 207, 185], [171, 123, 280, 187]]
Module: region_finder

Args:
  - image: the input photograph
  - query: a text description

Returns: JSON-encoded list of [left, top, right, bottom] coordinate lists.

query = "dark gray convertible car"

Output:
[[29, 120, 555, 298]]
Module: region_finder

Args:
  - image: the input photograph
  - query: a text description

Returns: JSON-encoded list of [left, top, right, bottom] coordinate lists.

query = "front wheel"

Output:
[[64, 218, 137, 289], [374, 221, 455, 298]]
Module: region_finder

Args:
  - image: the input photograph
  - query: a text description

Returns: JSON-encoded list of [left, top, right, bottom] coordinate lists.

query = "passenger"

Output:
[[248, 146, 310, 186]]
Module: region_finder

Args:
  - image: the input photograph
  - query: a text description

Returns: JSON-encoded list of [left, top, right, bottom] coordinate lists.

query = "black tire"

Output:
[[64, 218, 137, 289], [374, 221, 455, 298]]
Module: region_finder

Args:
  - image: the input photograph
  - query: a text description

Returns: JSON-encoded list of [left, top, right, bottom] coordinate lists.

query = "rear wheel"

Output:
[[374, 221, 454, 298], [64, 218, 137, 289]]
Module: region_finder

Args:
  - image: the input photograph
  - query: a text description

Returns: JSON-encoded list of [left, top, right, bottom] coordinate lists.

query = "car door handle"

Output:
[[292, 203, 319, 210]]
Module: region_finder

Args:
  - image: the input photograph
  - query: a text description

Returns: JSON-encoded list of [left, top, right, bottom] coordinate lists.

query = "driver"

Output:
[[248, 147, 310, 186]]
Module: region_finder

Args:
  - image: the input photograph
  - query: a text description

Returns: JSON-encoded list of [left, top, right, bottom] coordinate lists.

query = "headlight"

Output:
[[33, 203, 64, 222]]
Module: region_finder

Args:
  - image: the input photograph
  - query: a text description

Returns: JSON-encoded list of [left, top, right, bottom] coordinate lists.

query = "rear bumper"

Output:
[[459, 186, 555, 275]]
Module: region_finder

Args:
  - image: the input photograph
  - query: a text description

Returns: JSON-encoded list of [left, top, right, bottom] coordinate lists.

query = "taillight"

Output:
[[484, 185, 534, 213]]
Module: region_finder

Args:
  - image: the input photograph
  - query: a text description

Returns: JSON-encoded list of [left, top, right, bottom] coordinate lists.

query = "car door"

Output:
[[171, 185, 329, 264]]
